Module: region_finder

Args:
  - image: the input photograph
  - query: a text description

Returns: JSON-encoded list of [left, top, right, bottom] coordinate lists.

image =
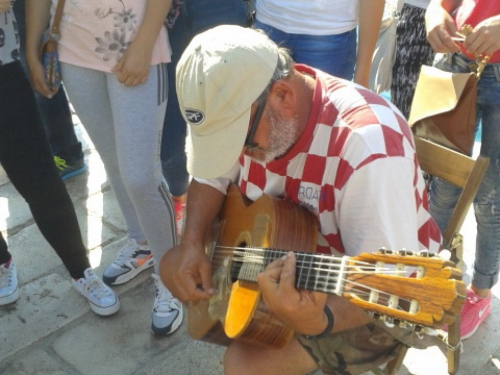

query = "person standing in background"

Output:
[[0, 0, 119, 316], [391, 0, 434, 119], [160, 0, 251, 237], [25, 0, 182, 336], [252, 0, 384, 86], [12, 0, 88, 181], [425, 0, 500, 339]]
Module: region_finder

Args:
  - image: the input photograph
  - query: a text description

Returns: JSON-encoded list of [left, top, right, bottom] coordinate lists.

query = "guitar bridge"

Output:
[[208, 257, 232, 322]]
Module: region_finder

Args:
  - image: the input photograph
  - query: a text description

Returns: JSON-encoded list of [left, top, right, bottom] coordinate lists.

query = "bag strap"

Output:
[[49, 0, 66, 39], [456, 24, 491, 79], [396, 0, 405, 13]]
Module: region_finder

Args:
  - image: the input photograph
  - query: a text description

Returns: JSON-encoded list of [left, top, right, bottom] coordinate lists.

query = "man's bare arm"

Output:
[[161, 180, 226, 303]]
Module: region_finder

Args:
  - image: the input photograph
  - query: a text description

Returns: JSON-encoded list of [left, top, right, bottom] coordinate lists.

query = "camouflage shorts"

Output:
[[297, 321, 418, 375]]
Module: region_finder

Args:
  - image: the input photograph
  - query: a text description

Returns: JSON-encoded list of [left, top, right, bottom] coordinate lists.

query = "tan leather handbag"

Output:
[[409, 25, 490, 155], [409, 65, 477, 154]]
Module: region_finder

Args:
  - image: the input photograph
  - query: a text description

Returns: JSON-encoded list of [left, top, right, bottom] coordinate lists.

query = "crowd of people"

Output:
[[1, 0, 500, 374]]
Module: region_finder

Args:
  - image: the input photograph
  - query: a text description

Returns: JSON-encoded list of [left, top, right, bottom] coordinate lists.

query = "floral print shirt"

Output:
[[54, 0, 170, 72], [0, 9, 19, 66]]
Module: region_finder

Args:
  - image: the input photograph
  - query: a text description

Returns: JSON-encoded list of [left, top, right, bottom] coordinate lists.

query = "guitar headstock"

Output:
[[345, 249, 466, 329]]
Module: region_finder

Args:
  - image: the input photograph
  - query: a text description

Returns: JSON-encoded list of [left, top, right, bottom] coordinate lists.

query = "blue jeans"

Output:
[[430, 53, 500, 290], [160, 0, 249, 196], [13, 0, 83, 163], [253, 20, 357, 79]]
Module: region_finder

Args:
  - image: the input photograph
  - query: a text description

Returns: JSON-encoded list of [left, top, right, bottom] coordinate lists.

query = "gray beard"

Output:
[[264, 107, 299, 163]]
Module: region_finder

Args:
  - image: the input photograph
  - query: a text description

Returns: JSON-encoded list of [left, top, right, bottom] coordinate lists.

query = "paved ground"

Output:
[[1, 120, 500, 375]]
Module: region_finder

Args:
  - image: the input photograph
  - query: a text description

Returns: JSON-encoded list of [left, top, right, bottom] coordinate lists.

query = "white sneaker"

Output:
[[72, 268, 120, 316], [150, 274, 183, 335], [102, 239, 153, 285], [0, 261, 19, 305]]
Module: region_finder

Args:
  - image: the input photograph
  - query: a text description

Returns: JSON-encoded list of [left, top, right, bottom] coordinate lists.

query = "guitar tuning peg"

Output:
[[398, 249, 414, 256], [397, 320, 411, 329], [438, 249, 452, 261], [420, 327, 440, 337], [378, 248, 395, 254], [418, 250, 430, 257], [384, 317, 395, 328]]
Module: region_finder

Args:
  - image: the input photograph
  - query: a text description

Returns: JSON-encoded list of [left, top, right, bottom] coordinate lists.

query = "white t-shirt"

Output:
[[52, 0, 171, 72], [255, 0, 359, 35], [405, 0, 431, 9]]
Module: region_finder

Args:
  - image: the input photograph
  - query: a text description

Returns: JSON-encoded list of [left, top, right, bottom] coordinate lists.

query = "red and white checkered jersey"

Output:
[[201, 65, 442, 256]]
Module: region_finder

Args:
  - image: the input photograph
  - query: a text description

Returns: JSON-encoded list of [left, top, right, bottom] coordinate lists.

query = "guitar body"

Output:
[[187, 185, 466, 349], [188, 185, 318, 348]]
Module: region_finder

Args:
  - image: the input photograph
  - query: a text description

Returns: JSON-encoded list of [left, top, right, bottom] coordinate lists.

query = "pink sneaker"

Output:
[[460, 289, 492, 339]]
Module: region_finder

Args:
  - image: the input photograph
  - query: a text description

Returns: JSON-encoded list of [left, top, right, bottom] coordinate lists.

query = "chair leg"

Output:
[[446, 315, 462, 374], [446, 233, 463, 374], [385, 345, 409, 375]]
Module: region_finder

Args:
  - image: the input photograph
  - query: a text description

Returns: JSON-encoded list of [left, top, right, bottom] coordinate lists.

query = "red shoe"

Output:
[[173, 198, 186, 237], [460, 289, 492, 339]]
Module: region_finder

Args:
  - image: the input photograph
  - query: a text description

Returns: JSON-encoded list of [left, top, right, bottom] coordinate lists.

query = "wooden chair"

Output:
[[414, 136, 489, 267], [379, 136, 489, 375], [414, 136, 489, 374]]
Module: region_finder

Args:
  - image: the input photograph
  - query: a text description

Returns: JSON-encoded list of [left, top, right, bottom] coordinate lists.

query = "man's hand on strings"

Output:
[[258, 252, 329, 336], [160, 242, 215, 304]]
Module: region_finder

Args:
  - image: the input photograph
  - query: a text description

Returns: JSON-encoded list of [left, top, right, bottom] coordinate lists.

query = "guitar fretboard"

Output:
[[230, 248, 347, 296]]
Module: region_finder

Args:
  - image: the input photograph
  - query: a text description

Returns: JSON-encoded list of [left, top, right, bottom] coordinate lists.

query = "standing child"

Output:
[[426, 0, 500, 339], [0, 0, 118, 316], [25, 0, 182, 335]]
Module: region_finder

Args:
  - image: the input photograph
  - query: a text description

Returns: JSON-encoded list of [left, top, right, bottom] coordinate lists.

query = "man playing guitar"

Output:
[[160, 25, 443, 375]]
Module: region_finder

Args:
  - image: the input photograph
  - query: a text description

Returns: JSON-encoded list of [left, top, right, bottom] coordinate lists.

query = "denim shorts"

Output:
[[253, 20, 357, 79]]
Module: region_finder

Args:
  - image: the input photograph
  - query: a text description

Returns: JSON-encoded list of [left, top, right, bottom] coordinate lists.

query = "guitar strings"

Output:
[[211, 246, 412, 274], [213, 253, 409, 275], [226, 256, 414, 307], [213, 245, 412, 268], [209, 248, 417, 311]]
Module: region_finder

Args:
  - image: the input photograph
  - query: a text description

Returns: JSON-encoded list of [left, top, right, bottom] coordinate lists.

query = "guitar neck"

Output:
[[233, 248, 348, 296]]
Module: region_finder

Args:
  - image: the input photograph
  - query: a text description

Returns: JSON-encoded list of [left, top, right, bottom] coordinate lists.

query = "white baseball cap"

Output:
[[176, 25, 279, 179]]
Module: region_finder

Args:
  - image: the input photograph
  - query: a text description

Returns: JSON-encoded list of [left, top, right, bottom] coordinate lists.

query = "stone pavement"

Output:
[[1, 122, 500, 375]]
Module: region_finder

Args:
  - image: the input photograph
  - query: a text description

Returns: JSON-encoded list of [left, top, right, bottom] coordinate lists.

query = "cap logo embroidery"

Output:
[[185, 109, 205, 125]]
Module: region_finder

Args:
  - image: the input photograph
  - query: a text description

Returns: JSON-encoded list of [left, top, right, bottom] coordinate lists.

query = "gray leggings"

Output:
[[61, 63, 175, 271]]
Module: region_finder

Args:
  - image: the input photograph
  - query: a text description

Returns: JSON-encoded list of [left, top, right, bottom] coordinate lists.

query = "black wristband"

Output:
[[303, 305, 334, 340]]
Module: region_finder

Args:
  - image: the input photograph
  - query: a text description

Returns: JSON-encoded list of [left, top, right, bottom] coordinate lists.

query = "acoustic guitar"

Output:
[[188, 185, 466, 348]]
